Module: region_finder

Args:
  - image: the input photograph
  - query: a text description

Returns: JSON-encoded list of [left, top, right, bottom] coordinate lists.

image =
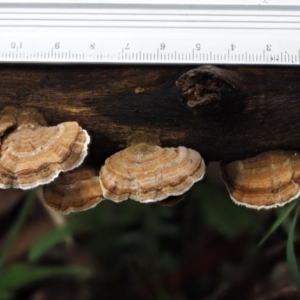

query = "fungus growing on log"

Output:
[[43, 166, 104, 214], [99, 133, 205, 203], [221, 150, 300, 209], [0, 106, 18, 139], [0, 107, 90, 189]]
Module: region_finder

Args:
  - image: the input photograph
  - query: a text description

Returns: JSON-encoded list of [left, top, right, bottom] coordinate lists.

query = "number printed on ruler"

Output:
[[0, 0, 299, 65]]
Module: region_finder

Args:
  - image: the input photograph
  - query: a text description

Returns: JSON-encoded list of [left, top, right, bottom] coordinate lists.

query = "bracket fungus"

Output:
[[0, 107, 90, 189], [43, 166, 104, 214], [99, 133, 205, 203], [221, 150, 300, 209], [0, 106, 18, 139]]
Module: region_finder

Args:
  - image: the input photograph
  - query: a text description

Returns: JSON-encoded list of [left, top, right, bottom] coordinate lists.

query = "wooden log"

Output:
[[0, 64, 299, 165]]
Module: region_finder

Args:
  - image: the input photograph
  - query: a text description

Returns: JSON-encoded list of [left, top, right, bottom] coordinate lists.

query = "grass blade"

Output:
[[258, 199, 298, 246], [287, 203, 300, 295], [0, 190, 36, 269], [28, 220, 83, 261], [0, 263, 91, 298]]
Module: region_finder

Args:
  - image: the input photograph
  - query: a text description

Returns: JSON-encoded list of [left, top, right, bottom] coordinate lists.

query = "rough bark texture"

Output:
[[0, 64, 299, 166]]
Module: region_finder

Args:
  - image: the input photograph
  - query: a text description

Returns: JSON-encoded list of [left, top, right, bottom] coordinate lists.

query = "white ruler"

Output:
[[0, 0, 300, 65]]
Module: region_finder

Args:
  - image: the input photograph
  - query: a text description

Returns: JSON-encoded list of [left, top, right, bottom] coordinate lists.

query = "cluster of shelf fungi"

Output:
[[0, 70, 299, 213]]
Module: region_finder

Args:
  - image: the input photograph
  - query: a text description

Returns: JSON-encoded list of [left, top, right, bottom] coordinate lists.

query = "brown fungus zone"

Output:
[[221, 150, 300, 209], [43, 166, 104, 214], [99, 136, 205, 203], [0, 106, 18, 138], [0, 107, 90, 190]]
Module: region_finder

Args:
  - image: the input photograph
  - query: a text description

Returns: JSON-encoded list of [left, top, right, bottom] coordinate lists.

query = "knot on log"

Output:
[[176, 65, 246, 115]]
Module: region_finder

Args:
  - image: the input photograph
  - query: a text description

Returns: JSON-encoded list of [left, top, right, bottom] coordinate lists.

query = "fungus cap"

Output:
[[99, 143, 205, 203], [0, 108, 90, 189], [221, 150, 300, 209], [0, 106, 18, 137], [43, 166, 104, 214]]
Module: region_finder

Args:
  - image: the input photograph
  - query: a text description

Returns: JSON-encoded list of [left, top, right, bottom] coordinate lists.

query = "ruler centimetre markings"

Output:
[[0, 0, 299, 65]]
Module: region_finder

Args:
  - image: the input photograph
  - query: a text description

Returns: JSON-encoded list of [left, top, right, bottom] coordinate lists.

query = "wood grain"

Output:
[[0, 64, 299, 165]]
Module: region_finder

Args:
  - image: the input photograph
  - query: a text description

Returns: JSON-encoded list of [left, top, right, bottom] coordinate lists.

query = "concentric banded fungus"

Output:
[[0, 106, 18, 138], [221, 150, 300, 209], [43, 166, 104, 214], [99, 133, 205, 202], [0, 107, 90, 189]]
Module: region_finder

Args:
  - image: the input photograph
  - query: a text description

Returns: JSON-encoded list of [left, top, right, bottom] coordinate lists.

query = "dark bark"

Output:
[[0, 64, 299, 165]]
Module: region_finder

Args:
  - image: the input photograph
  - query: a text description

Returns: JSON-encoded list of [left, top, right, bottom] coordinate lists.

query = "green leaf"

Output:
[[28, 220, 83, 261], [0, 190, 36, 269], [258, 199, 298, 246], [194, 182, 255, 237], [0, 290, 12, 300], [0, 263, 91, 299], [287, 203, 300, 295]]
